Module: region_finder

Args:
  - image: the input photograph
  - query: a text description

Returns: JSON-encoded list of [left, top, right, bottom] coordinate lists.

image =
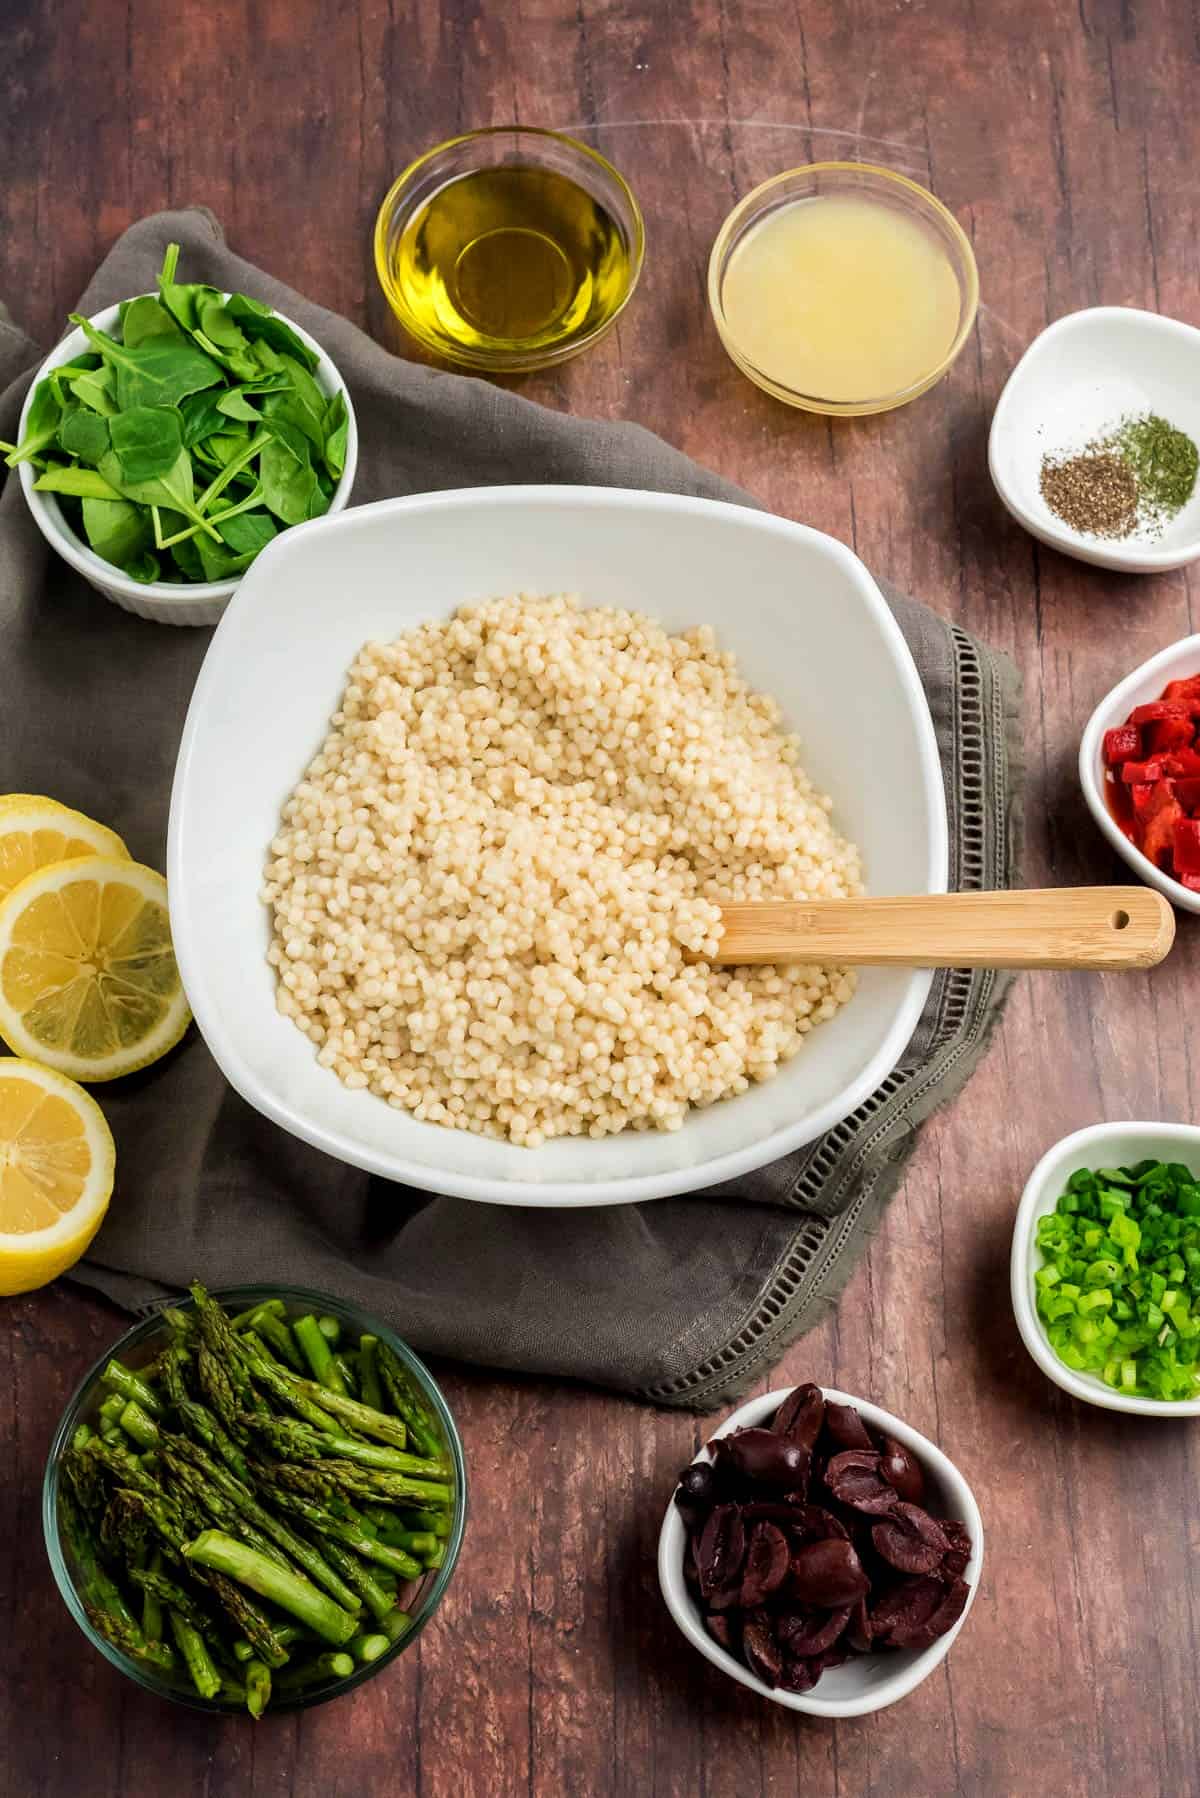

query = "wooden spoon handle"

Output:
[[711, 887, 1176, 969]]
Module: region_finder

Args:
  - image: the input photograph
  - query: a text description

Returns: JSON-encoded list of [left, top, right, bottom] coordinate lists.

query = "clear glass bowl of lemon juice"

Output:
[[708, 163, 979, 416]]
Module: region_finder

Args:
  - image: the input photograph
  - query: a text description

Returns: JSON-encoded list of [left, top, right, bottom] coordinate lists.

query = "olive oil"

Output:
[[387, 165, 634, 369]]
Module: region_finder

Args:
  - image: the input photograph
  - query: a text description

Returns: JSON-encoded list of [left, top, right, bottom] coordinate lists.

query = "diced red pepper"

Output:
[[1131, 701, 1198, 726], [1148, 715, 1197, 754], [1163, 676, 1200, 703], [1122, 758, 1166, 784], [1103, 725, 1142, 766], [1171, 777, 1200, 813], [1165, 748, 1200, 778], [1181, 874, 1200, 892], [1131, 781, 1166, 816], [1173, 817, 1200, 875], [1142, 795, 1185, 867]]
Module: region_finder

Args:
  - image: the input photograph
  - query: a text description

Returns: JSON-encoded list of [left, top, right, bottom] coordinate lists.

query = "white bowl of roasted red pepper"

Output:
[[1012, 1121, 1200, 1414], [1080, 633, 1200, 913], [657, 1384, 983, 1717], [42, 1283, 466, 1715]]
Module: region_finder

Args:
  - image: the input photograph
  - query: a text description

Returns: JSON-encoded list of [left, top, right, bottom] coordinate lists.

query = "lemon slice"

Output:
[[0, 795, 129, 900], [0, 856, 191, 1081], [0, 1057, 115, 1294]]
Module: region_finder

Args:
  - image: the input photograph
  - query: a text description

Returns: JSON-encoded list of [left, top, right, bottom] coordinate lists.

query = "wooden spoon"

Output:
[[708, 887, 1175, 969]]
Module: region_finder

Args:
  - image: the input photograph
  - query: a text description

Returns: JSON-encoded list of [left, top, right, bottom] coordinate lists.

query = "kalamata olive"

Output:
[[778, 1656, 821, 1693], [824, 1449, 898, 1514], [695, 1504, 746, 1599], [739, 1501, 811, 1527], [773, 1382, 825, 1451], [725, 1427, 809, 1488], [674, 1460, 718, 1528], [741, 1611, 782, 1685], [823, 1401, 875, 1451], [777, 1605, 851, 1656], [869, 1576, 945, 1647], [939, 1519, 972, 1580], [787, 1504, 850, 1544], [704, 1612, 735, 1651], [788, 1538, 870, 1607], [871, 1503, 949, 1576], [878, 1436, 925, 1505], [739, 1521, 791, 1606], [846, 1595, 873, 1652], [904, 1576, 970, 1651]]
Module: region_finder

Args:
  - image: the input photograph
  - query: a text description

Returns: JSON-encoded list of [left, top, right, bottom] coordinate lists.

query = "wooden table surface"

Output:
[[3, 1, 1199, 1793]]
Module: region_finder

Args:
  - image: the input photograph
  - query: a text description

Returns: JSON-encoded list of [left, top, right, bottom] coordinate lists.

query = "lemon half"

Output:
[[0, 795, 129, 900], [0, 1057, 115, 1294], [0, 856, 190, 1081]]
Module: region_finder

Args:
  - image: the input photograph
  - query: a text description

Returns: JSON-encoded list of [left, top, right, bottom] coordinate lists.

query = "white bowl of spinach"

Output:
[[3, 245, 357, 626]]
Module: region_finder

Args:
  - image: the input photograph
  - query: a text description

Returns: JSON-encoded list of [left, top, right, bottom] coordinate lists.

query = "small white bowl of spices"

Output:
[[989, 307, 1200, 573]]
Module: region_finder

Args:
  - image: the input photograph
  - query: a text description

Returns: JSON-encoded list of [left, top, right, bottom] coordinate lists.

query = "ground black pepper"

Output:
[[1038, 451, 1139, 539]]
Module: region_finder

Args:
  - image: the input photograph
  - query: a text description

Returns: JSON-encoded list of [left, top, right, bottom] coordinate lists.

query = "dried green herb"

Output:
[[1110, 413, 1198, 519]]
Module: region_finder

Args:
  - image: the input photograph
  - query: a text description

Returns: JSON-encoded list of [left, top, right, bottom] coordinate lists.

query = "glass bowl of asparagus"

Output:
[[42, 1283, 467, 1714]]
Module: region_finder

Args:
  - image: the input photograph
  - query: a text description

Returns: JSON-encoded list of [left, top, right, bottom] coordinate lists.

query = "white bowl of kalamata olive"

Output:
[[657, 1385, 984, 1717]]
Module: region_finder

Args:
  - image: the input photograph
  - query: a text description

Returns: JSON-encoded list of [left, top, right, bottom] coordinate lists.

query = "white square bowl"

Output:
[[167, 487, 947, 1207], [988, 307, 1200, 573], [656, 1386, 984, 1716], [1011, 1121, 1200, 1416], [1078, 633, 1200, 914]]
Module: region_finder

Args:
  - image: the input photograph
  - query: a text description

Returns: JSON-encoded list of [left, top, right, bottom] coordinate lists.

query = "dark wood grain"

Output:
[[3, 0, 1200, 1793]]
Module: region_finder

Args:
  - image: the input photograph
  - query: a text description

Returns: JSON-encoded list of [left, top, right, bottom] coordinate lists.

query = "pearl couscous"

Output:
[[263, 594, 863, 1146]]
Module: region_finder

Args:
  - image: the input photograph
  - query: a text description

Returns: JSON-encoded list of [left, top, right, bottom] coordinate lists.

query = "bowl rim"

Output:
[[42, 1282, 468, 1713], [656, 1384, 984, 1717], [15, 295, 359, 605], [706, 161, 980, 416], [987, 305, 1200, 572], [167, 483, 949, 1207], [1010, 1120, 1200, 1416], [372, 124, 646, 372], [1078, 630, 1200, 915]]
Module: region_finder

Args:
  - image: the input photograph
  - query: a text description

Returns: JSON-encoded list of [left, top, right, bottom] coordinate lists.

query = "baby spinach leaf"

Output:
[[249, 339, 286, 376], [199, 301, 251, 354], [108, 405, 184, 484], [180, 389, 228, 448], [215, 508, 277, 554], [215, 387, 265, 423], [67, 364, 119, 417], [225, 294, 319, 371], [279, 353, 328, 422], [262, 389, 324, 456], [99, 445, 194, 510], [34, 464, 124, 500], [323, 391, 348, 479], [304, 482, 331, 521], [124, 550, 163, 583], [121, 296, 187, 349], [4, 377, 62, 466], [171, 536, 204, 580], [196, 534, 257, 580], [81, 496, 151, 566], [70, 315, 224, 410], [260, 434, 317, 524], [57, 408, 111, 465]]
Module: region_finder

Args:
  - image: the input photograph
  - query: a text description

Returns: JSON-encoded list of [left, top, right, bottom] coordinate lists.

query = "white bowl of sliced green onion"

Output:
[[1012, 1121, 1200, 1415], [8, 245, 357, 627]]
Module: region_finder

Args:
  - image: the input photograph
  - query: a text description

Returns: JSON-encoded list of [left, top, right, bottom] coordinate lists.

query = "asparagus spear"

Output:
[[159, 1444, 292, 1571], [128, 1564, 215, 1638], [184, 1531, 358, 1647], [245, 1658, 272, 1719], [196, 1344, 243, 1435], [293, 1315, 349, 1394], [229, 1296, 287, 1329], [275, 1457, 453, 1510], [61, 1490, 174, 1671], [160, 1343, 252, 1483], [240, 1411, 444, 1478], [258, 1480, 424, 1580], [274, 1651, 354, 1691], [169, 1608, 221, 1699], [375, 1343, 443, 1460], [317, 1316, 342, 1347], [233, 1334, 342, 1435], [247, 1308, 305, 1372], [278, 1376, 420, 1452], [119, 1400, 159, 1450], [233, 1621, 307, 1662], [357, 1336, 385, 1412], [101, 1359, 163, 1416], [347, 1630, 390, 1664], [163, 1435, 363, 1613], [315, 1535, 398, 1626]]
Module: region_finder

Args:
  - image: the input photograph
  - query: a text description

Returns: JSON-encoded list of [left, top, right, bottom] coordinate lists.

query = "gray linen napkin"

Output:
[[0, 209, 1021, 1409]]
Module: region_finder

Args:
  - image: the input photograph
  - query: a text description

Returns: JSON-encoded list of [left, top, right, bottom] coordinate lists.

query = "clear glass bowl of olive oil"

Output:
[[375, 127, 645, 373], [708, 163, 979, 416]]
